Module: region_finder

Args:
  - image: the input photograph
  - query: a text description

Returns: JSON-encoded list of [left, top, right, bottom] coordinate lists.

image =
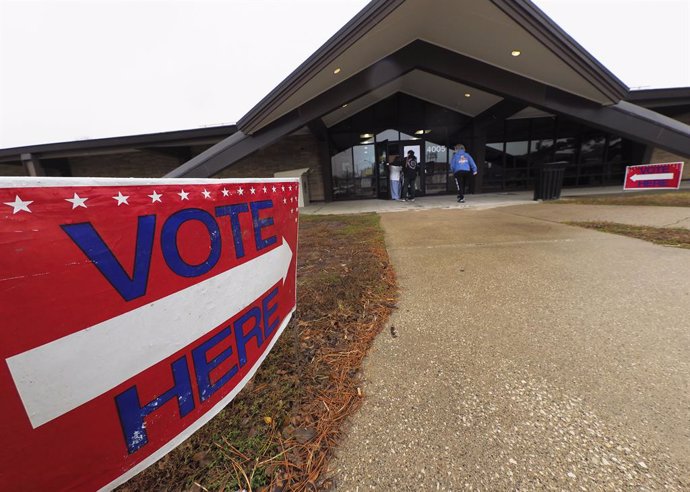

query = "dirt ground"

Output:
[[120, 214, 396, 491]]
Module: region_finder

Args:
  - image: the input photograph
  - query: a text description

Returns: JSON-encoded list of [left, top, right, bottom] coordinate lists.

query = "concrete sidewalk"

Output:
[[331, 205, 690, 491]]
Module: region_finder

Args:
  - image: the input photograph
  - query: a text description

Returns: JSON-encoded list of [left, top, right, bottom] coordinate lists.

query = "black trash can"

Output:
[[533, 161, 567, 200]]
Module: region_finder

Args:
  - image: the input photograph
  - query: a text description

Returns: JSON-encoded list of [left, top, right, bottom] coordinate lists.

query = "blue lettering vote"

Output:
[[62, 200, 277, 302], [62, 216, 156, 302], [161, 208, 221, 278]]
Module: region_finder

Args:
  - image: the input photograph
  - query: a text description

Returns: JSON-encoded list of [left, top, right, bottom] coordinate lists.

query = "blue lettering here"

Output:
[[113, 285, 282, 454], [115, 356, 195, 454], [61, 216, 156, 302], [191, 328, 238, 402]]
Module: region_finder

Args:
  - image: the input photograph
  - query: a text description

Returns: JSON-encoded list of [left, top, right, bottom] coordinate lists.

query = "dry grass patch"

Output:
[[119, 213, 397, 492], [568, 221, 690, 249], [560, 190, 690, 207]]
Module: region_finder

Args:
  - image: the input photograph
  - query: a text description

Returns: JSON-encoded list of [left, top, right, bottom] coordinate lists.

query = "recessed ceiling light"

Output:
[[342, 103, 348, 108], [511, 50, 521, 57], [464, 93, 471, 97], [360, 133, 373, 138], [414, 129, 425, 135], [333, 67, 342, 74]]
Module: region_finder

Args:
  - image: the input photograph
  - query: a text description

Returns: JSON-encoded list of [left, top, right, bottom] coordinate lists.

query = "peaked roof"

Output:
[[237, 0, 628, 135]]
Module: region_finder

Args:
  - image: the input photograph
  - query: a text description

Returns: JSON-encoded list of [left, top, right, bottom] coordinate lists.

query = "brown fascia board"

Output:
[[236, 0, 406, 134], [0, 125, 238, 163], [489, 0, 629, 103], [626, 87, 690, 108]]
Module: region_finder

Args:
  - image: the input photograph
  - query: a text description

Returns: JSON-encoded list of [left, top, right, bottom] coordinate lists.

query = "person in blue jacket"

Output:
[[449, 144, 477, 203]]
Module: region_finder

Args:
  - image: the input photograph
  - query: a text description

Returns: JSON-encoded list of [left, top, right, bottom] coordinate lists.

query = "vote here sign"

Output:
[[0, 177, 299, 491], [624, 162, 684, 190]]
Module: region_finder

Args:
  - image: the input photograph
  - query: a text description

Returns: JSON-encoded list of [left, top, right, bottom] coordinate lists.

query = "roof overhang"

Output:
[[237, 0, 628, 135], [167, 0, 690, 178], [0, 125, 237, 164]]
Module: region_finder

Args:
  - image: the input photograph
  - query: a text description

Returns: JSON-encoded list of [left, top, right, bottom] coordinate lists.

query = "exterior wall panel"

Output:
[[650, 112, 690, 179], [213, 134, 324, 201]]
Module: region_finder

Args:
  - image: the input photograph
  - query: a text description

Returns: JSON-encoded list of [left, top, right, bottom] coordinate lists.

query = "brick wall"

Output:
[[69, 151, 182, 178], [213, 134, 325, 201], [650, 112, 690, 179], [1, 134, 326, 200], [0, 163, 25, 176]]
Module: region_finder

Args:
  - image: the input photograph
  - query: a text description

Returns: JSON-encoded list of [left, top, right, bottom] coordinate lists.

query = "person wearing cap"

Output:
[[402, 150, 419, 201], [449, 144, 477, 203]]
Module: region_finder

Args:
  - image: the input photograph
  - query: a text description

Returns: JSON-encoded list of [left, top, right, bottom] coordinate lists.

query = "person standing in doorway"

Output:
[[450, 144, 477, 203], [387, 154, 403, 200], [403, 150, 419, 201]]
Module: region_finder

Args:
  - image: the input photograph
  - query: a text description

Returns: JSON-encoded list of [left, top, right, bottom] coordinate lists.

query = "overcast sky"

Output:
[[1, 0, 689, 149]]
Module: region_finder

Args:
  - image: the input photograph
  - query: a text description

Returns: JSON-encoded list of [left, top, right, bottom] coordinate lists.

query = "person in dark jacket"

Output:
[[403, 150, 419, 201], [449, 144, 477, 203]]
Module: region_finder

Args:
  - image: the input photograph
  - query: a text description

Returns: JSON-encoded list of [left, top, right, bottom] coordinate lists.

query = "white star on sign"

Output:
[[202, 189, 212, 199], [148, 191, 162, 203], [113, 192, 129, 206], [289, 186, 292, 191], [262, 186, 267, 193], [271, 186, 277, 193], [178, 190, 189, 200], [65, 193, 88, 209], [281, 186, 285, 192], [250, 187, 256, 195], [4, 195, 33, 214], [221, 188, 230, 197], [238, 187, 244, 196], [283, 198, 287, 204]]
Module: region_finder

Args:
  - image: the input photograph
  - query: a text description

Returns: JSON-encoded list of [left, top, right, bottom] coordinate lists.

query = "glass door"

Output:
[[400, 141, 423, 197], [375, 141, 389, 199]]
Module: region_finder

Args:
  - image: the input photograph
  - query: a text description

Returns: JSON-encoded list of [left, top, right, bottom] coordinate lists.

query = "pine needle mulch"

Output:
[[119, 213, 397, 492]]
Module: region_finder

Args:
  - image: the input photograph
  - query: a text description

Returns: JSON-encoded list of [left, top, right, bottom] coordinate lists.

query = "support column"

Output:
[[307, 119, 334, 202], [21, 153, 44, 176], [470, 127, 487, 194]]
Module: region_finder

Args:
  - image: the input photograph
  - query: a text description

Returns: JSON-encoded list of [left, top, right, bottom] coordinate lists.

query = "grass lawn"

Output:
[[567, 221, 690, 249], [560, 190, 690, 207], [119, 214, 397, 492]]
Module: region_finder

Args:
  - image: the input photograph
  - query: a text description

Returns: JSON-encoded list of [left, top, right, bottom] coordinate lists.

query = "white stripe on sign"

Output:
[[630, 173, 674, 181], [7, 238, 293, 429]]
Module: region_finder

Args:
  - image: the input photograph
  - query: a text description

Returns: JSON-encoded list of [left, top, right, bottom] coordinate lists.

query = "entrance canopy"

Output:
[[168, 0, 690, 178]]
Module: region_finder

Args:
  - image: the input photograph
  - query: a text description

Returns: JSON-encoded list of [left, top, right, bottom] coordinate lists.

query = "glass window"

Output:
[[484, 142, 505, 191], [331, 149, 353, 199], [580, 132, 606, 165], [376, 129, 399, 142], [353, 145, 376, 198], [399, 131, 420, 140], [424, 141, 449, 195], [529, 117, 555, 169]]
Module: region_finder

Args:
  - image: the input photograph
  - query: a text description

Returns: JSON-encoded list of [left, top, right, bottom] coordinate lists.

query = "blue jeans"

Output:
[[390, 179, 401, 200]]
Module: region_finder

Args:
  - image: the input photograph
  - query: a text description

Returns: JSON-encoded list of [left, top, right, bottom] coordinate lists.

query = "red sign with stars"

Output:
[[0, 177, 299, 490], [623, 162, 684, 190]]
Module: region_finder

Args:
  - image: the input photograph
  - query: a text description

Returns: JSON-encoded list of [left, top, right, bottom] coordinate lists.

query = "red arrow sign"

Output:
[[0, 177, 299, 491], [624, 162, 684, 190]]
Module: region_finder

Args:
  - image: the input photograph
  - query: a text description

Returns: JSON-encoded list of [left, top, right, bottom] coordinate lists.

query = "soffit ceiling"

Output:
[[246, 0, 618, 134], [322, 70, 503, 127]]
